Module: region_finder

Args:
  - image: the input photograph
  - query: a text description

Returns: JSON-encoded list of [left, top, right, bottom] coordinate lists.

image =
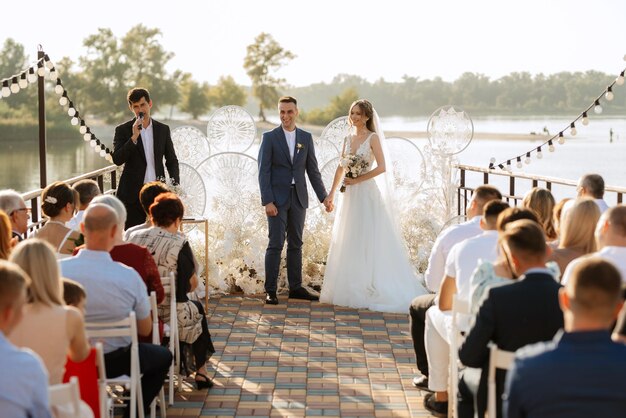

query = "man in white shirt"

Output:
[[422, 200, 509, 415], [410, 185, 502, 391], [112, 88, 179, 229], [562, 205, 626, 285], [60, 204, 172, 416], [562, 173, 609, 219]]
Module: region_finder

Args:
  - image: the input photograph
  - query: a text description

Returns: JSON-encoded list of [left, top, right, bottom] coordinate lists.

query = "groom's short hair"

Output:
[[279, 96, 297, 107]]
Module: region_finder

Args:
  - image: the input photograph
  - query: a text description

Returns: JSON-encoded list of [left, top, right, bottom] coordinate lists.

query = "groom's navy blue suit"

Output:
[[258, 126, 327, 294]]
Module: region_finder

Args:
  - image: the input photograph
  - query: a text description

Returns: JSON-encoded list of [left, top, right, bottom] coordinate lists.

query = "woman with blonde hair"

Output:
[[8, 239, 90, 384], [34, 181, 82, 255], [522, 187, 557, 241], [0, 210, 12, 259], [548, 198, 600, 276]]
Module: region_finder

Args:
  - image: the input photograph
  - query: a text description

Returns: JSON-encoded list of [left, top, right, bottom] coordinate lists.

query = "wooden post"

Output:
[[37, 47, 47, 189]]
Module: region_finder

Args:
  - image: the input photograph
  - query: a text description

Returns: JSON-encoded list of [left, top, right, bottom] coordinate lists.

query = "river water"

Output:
[[2, 116, 625, 198]]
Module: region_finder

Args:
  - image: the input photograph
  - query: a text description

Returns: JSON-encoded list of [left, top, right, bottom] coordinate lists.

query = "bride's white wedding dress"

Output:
[[320, 132, 427, 313]]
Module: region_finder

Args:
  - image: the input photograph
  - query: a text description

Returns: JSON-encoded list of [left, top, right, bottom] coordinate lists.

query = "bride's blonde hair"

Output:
[[349, 99, 375, 132]]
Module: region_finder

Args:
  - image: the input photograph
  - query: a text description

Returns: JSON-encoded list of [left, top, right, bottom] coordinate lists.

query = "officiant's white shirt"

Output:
[[141, 120, 156, 183]]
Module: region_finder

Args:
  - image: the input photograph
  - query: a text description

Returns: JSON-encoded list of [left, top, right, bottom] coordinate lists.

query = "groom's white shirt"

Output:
[[283, 127, 296, 184], [424, 216, 482, 292]]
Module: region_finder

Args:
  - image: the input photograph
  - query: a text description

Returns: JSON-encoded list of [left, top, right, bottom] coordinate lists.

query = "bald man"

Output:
[[60, 204, 172, 416]]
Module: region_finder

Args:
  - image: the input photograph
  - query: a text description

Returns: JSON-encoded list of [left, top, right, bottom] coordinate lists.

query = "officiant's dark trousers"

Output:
[[265, 186, 306, 293]]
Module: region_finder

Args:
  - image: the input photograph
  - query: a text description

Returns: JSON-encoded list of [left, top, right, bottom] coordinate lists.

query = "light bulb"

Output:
[[570, 127, 577, 136], [537, 150, 543, 159], [558, 136, 565, 145], [594, 103, 603, 114], [105, 154, 113, 163], [27, 68, 37, 83], [48, 68, 57, 80], [1, 86, 10, 97], [59, 96, 68, 106], [71, 116, 79, 125], [90, 140, 97, 148], [45, 58, 54, 69], [605, 90, 614, 101], [99, 149, 107, 157], [617, 74, 625, 86], [525, 156, 531, 164], [18, 74, 28, 89], [489, 157, 496, 164], [10, 77, 20, 94], [79, 125, 87, 134], [93, 145, 101, 153], [55, 84, 63, 95], [506, 161, 512, 171], [582, 114, 589, 126], [83, 133, 91, 141], [67, 107, 76, 117], [516, 161, 522, 169], [37, 66, 45, 77], [549, 143, 555, 152]]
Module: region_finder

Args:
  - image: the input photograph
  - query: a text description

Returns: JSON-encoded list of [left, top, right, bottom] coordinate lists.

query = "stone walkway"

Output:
[[165, 294, 432, 417]]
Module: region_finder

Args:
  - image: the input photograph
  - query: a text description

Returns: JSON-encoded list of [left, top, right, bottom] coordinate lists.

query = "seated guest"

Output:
[[562, 173, 609, 218], [60, 204, 172, 416], [522, 187, 557, 241], [0, 189, 30, 242], [470, 208, 553, 313], [8, 239, 90, 384], [410, 185, 502, 391], [67, 180, 101, 231], [0, 210, 13, 259], [563, 205, 626, 284], [505, 258, 626, 418], [123, 181, 170, 241], [128, 192, 215, 389], [548, 198, 600, 277], [90, 194, 164, 304], [63, 278, 87, 314], [0, 260, 52, 418], [458, 220, 564, 418], [424, 200, 509, 416], [34, 182, 81, 255]]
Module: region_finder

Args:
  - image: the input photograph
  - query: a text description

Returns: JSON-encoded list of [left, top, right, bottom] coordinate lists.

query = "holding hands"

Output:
[[323, 195, 334, 213]]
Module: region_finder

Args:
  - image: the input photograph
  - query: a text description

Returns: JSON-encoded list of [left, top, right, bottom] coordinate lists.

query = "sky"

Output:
[[2, 0, 625, 87]]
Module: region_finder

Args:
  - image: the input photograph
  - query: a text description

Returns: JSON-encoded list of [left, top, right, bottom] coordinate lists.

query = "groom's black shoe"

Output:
[[265, 293, 279, 305], [289, 287, 319, 301]]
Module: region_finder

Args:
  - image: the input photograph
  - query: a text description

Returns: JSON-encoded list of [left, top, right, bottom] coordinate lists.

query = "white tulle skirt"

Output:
[[320, 178, 427, 313]]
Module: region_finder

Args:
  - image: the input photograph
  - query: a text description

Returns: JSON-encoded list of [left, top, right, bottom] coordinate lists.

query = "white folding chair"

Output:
[[49, 376, 84, 418], [160, 273, 181, 404], [150, 291, 167, 418], [95, 342, 110, 418], [86, 312, 144, 418], [448, 295, 470, 418], [487, 344, 515, 418]]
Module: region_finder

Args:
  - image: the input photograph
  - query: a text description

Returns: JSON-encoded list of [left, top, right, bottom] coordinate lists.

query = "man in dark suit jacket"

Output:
[[113, 88, 179, 229], [457, 220, 563, 418], [504, 257, 626, 418], [257, 96, 331, 305]]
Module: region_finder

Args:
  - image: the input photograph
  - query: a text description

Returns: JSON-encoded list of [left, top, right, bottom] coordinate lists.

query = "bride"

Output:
[[320, 99, 427, 313]]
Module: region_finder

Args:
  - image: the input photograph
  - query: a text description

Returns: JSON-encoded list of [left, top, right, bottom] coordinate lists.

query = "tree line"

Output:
[[0, 28, 624, 132]]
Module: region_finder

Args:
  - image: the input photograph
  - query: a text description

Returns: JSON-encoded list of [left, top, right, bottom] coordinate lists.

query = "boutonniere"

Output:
[[296, 143, 304, 153]]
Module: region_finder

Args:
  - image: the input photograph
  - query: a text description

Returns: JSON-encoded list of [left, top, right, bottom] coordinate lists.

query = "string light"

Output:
[[36, 61, 45, 77], [548, 140, 555, 152], [79, 120, 87, 134], [570, 122, 577, 136], [27, 68, 37, 83], [44, 55, 54, 69], [605, 86, 614, 101], [558, 132, 565, 145], [525, 152, 531, 164], [506, 160, 512, 171], [617, 71, 625, 86], [18, 73, 28, 89], [10, 77, 20, 94], [59, 91, 68, 106], [594, 99, 603, 114], [536, 147, 543, 159], [516, 157, 522, 169], [48, 67, 57, 80], [67, 102, 76, 117], [83, 129, 91, 141], [1, 80, 10, 97], [581, 111, 589, 126], [54, 79, 64, 95]]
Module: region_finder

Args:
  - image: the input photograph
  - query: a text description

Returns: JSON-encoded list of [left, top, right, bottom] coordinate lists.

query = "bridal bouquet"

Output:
[[339, 154, 369, 192]]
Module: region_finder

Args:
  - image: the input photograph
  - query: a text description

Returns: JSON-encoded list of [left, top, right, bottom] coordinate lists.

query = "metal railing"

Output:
[[22, 165, 118, 235], [455, 164, 626, 216]]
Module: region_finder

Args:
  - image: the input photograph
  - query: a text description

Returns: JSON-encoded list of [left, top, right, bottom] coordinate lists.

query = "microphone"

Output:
[[137, 112, 144, 131]]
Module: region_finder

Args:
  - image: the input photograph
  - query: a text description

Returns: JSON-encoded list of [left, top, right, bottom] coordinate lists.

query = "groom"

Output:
[[258, 96, 332, 305]]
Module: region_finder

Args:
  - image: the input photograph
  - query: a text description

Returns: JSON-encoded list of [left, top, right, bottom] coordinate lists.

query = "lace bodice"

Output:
[[346, 132, 375, 171]]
